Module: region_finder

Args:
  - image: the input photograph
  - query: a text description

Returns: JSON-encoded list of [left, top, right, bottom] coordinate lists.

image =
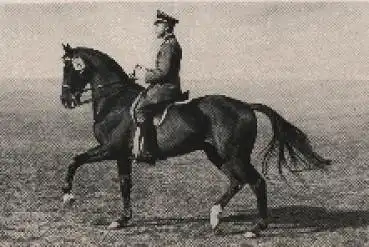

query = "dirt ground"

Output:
[[0, 78, 368, 246]]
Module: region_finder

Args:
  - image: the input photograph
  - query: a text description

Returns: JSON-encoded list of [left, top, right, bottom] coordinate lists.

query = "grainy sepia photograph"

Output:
[[1, 0, 369, 246]]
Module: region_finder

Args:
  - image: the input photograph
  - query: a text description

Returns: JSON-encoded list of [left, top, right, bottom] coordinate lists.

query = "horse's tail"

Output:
[[250, 103, 331, 177]]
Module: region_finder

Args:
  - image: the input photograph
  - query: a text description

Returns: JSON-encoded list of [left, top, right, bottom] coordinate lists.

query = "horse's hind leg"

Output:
[[207, 152, 268, 237], [215, 159, 268, 237], [210, 164, 243, 231], [61, 145, 110, 204], [244, 164, 268, 238]]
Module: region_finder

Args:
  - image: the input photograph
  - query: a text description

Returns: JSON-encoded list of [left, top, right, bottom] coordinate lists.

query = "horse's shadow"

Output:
[[220, 205, 369, 236], [116, 206, 369, 237]]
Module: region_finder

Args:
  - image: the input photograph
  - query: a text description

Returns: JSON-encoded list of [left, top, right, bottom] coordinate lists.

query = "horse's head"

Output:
[[60, 43, 89, 109], [60, 43, 142, 110]]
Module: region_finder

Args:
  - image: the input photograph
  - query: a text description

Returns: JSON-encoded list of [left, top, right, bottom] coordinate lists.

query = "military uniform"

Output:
[[135, 33, 183, 121], [134, 10, 182, 164]]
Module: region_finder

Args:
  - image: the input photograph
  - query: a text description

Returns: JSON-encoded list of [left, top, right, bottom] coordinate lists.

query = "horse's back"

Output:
[[162, 94, 256, 130], [195, 95, 256, 122], [157, 94, 257, 157], [195, 94, 257, 135]]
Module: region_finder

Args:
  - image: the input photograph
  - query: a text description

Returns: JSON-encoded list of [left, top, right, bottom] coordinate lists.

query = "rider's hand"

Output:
[[134, 64, 146, 81]]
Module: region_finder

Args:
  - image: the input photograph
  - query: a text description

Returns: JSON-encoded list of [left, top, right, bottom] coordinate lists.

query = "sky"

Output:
[[1, 1, 369, 81]]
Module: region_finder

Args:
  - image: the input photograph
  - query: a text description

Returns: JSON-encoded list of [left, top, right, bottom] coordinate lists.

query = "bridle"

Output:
[[63, 77, 140, 106], [62, 55, 141, 106], [80, 80, 127, 94]]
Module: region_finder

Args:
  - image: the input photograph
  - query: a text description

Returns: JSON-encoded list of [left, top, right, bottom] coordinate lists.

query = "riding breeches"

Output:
[[135, 83, 181, 123]]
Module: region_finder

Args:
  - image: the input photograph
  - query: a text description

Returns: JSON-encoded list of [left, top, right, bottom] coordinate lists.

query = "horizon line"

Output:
[[1, 77, 368, 82], [2, 0, 354, 4]]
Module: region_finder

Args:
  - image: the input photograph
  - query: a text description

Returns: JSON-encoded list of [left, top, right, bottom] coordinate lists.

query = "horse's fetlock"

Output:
[[123, 207, 132, 218], [62, 184, 72, 194], [73, 154, 86, 163]]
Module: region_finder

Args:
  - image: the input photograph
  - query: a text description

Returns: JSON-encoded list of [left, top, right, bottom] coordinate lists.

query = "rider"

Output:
[[133, 10, 183, 164]]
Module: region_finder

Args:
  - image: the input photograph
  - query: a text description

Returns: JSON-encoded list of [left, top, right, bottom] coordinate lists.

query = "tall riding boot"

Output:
[[137, 118, 157, 165]]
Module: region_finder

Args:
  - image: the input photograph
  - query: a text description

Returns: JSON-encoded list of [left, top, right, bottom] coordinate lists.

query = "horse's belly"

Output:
[[156, 117, 200, 155]]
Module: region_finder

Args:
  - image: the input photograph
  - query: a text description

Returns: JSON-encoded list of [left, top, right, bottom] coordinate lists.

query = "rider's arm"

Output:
[[144, 43, 174, 84]]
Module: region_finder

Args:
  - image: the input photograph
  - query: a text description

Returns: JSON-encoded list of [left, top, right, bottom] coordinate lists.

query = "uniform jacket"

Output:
[[143, 33, 182, 104]]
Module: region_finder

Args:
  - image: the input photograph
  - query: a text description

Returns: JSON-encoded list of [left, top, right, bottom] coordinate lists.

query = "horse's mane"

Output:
[[74, 47, 130, 82], [72, 46, 144, 94]]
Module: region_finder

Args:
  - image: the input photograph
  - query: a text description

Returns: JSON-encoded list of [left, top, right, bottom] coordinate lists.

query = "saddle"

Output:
[[130, 90, 190, 126]]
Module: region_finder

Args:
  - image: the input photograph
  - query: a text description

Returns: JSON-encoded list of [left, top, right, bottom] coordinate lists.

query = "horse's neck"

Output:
[[90, 75, 142, 122]]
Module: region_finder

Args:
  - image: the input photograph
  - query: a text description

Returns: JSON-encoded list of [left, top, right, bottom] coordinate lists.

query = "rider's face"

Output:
[[154, 22, 167, 39]]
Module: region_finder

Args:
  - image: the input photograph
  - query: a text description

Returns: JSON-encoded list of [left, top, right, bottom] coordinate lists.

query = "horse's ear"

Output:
[[62, 43, 72, 53]]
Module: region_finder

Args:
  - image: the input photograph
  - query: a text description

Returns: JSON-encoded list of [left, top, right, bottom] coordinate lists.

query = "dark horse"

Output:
[[60, 43, 330, 237]]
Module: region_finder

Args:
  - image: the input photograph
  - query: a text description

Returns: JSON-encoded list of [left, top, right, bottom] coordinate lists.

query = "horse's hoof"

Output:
[[250, 219, 268, 232], [213, 225, 223, 235], [210, 204, 222, 230], [107, 216, 130, 230], [244, 231, 258, 238], [62, 193, 75, 206], [107, 221, 121, 230], [246, 219, 267, 238]]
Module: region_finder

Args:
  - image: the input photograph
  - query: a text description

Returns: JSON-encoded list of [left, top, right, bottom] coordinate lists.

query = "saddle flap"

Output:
[[131, 90, 191, 126], [153, 94, 191, 126]]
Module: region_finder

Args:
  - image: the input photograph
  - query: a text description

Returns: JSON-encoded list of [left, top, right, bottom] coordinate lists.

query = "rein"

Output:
[[80, 80, 125, 94], [71, 79, 142, 106]]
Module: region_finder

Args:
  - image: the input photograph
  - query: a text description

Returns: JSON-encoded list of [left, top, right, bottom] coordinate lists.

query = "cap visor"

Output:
[[155, 19, 167, 24]]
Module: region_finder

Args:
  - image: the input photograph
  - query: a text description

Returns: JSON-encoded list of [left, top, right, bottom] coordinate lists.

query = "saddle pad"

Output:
[[130, 92, 191, 126], [153, 100, 191, 126]]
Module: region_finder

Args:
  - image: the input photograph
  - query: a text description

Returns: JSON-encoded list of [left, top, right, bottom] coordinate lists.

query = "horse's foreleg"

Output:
[[61, 159, 80, 205], [108, 158, 133, 229], [61, 145, 110, 204]]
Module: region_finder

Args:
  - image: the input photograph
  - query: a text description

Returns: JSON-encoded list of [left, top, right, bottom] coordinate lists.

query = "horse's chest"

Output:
[[93, 110, 126, 145], [93, 122, 108, 145]]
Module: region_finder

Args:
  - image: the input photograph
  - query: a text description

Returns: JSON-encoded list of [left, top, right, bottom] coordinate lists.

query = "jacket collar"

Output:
[[158, 33, 176, 48], [164, 33, 175, 40], [161, 33, 176, 44]]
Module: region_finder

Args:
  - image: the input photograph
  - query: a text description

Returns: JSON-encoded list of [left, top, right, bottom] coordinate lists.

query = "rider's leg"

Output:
[[141, 115, 157, 156], [135, 102, 156, 164]]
